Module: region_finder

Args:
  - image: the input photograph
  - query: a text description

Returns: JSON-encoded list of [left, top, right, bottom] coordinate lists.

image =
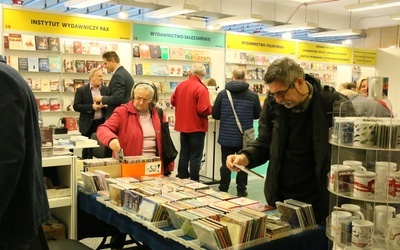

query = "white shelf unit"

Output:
[[42, 155, 77, 239]]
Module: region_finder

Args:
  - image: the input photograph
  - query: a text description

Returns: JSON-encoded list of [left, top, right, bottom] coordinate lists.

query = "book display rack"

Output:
[[3, 32, 128, 126], [327, 98, 400, 249]]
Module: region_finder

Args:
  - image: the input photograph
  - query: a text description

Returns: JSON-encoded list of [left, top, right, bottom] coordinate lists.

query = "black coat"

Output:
[[102, 66, 134, 119], [73, 83, 108, 135], [0, 56, 50, 243], [242, 75, 351, 224]]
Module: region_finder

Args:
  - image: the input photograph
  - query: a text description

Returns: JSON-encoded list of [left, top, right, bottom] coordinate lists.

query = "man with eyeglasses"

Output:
[[226, 57, 350, 230]]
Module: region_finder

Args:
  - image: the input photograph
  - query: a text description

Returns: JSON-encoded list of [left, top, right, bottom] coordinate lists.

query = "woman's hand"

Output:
[[108, 138, 121, 153]]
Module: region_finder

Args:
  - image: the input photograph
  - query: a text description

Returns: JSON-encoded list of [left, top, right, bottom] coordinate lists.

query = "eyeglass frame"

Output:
[[134, 95, 152, 103], [267, 79, 297, 99]]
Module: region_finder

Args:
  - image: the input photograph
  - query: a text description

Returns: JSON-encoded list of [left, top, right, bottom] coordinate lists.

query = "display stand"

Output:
[[327, 93, 400, 249], [199, 120, 220, 185]]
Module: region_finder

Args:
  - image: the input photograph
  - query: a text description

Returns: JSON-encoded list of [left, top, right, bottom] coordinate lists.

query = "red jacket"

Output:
[[97, 101, 174, 173], [170, 75, 212, 132]]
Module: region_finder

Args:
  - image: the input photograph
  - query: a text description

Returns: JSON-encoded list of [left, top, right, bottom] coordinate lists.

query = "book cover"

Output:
[[184, 49, 192, 60], [8, 56, 19, 70], [149, 45, 161, 58], [86, 60, 96, 73], [64, 40, 74, 53], [107, 43, 119, 52], [48, 56, 61, 72], [182, 65, 191, 77], [204, 51, 211, 62], [73, 41, 82, 54], [170, 47, 185, 60], [47, 37, 60, 52], [62, 97, 74, 111], [89, 42, 100, 55], [75, 60, 86, 73], [133, 44, 140, 57], [50, 79, 60, 92], [28, 57, 39, 72], [139, 44, 151, 58], [4, 35, 9, 49], [63, 59, 76, 73], [22, 35, 36, 51], [8, 33, 23, 50], [169, 82, 179, 92], [35, 36, 48, 50], [49, 98, 61, 111], [40, 78, 51, 92], [64, 117, 77, 131], [38, 98, 50, 112], [73, 79, 84, 92], [63, 79, 75, 93], [18, 57, 29, 71], [99, 43, 108, 55], [25, 78, 32, 89], [160, 46, 170, 60], [204, 64, 210, 78], [40, 127, 53, 147], [32, 79, 41, 91], [39, 58, 50, 72], [82, 42, 91, 54]]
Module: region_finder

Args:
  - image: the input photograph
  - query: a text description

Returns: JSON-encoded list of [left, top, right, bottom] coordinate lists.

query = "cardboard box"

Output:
[[85, 164, 121, 178], [121, 161, 162, 177], [42, 224, 66, 240]]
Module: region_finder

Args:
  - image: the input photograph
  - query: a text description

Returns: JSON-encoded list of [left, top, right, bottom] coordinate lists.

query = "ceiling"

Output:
[[5, 0, 400, 44]]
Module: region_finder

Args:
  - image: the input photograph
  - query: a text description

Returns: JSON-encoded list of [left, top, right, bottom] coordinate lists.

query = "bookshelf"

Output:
[[42, 155, 77, 239], [3, 32, 130, 126]]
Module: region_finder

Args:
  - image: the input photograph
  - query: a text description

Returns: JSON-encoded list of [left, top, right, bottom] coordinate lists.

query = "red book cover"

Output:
[[64, 117, 77, 131], [73, 41, 82, 54]]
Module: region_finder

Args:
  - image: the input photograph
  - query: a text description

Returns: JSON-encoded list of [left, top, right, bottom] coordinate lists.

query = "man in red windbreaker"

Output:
[[171, 63, 212, 181]]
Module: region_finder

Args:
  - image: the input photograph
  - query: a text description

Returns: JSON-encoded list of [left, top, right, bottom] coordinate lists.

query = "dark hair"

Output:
[[102, 51, 120, 63], [264, 57, 305, 87]]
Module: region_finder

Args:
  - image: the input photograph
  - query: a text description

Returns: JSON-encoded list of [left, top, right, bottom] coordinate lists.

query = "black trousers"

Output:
[[219, 146, 248, 192], [82, 118, 105, 159]]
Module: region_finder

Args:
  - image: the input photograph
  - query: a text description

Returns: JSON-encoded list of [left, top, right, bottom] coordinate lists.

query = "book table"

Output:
[[78, 191, 327, 249]]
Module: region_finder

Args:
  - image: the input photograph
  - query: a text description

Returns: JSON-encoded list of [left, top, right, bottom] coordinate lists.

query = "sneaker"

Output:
[[237, 191, 248, 197]]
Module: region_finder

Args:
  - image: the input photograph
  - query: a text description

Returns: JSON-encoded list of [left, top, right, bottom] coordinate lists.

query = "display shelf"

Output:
[[328, 111, 400, 249], [42, 155, 77, 239]]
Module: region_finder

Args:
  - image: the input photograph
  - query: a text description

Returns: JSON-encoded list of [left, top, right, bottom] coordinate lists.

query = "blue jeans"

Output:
[[177, 132, 206, 181], [219, 146, 248, 192]]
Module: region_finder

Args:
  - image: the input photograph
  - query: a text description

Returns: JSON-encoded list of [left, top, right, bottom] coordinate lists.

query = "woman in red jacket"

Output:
[[97, 82, 174, 176]]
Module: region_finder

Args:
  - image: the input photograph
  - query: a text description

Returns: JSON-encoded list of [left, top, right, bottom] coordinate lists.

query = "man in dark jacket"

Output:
[[212, 68, 261, 197], [93, 51, 134, 119], [74, 68, 108, 159], [226, 57, 351, 227], [0, 55, 50, 249]]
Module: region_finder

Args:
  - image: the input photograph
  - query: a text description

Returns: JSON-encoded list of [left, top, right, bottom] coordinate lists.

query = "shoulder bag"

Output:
[[226, 90, 255, 148], [156, 108, 178, 170]]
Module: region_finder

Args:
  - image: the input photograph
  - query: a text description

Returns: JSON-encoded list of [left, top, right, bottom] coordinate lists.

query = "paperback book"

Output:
[[35, 36, 48, 50], [22, 35, 36, 51], [39, 58, 50, 72], [48, 37, 60, 52], [8, 33, 23, 50]]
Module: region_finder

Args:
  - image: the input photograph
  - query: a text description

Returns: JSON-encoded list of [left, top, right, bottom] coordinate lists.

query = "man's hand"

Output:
[[93, 96, 102, 103], [226, 154, 249, 172], [92, 103, 104, 111]]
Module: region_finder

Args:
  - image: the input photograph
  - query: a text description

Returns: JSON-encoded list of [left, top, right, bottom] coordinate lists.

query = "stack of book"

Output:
[[275, 199, 316, 229]]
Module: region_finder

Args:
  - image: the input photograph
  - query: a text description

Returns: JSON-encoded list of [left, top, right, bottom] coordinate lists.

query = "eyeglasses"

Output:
[[268, 81, 295, 99], [134, 96, 152, 103]]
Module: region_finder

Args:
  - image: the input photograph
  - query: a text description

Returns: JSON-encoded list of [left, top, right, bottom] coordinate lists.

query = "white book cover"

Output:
[[40, 78, 51, 92], [22, 34, 36, 51], [28, 57, 39, 72]]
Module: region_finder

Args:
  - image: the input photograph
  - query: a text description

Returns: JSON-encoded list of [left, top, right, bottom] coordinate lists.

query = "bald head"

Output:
[[232, 68, 246, 81]]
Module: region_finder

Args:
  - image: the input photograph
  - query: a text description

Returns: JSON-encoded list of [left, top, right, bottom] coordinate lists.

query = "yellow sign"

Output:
[[297, 42, 352, 64], [226, 33, 296, 55], [353, 48, 376, 66], [3, 8, 131, 40]]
